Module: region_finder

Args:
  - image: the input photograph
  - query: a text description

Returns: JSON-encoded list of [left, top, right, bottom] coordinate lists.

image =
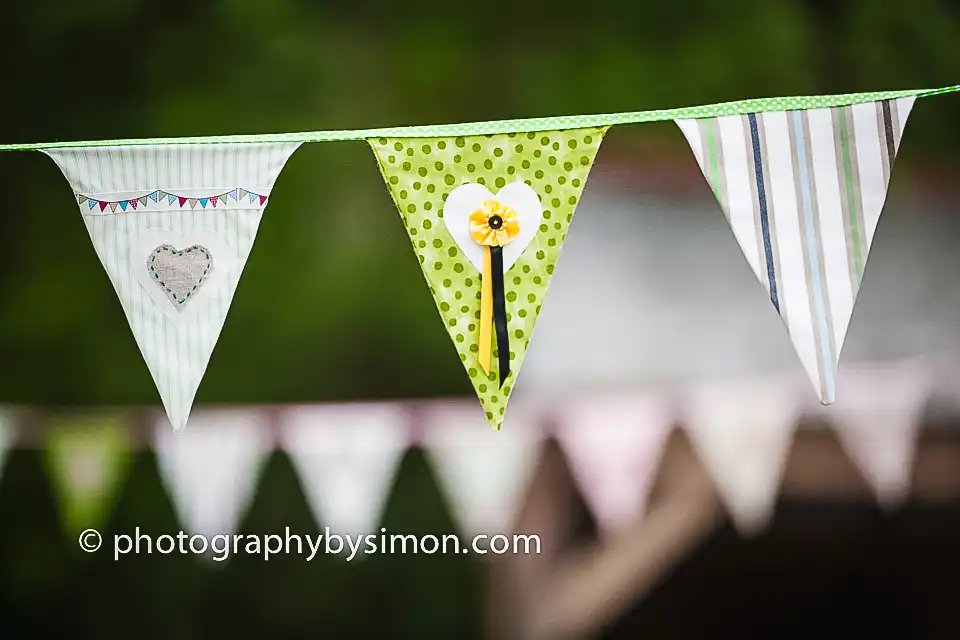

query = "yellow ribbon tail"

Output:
[[478, 245, 493, 375]]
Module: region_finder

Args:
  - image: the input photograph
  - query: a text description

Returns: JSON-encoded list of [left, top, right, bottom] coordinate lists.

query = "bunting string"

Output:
[[1, 85, 956, 150]]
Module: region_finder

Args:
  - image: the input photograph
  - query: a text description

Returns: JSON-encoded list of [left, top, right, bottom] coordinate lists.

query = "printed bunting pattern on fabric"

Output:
[[676, 97, 914, 404], [76, 188, 268, 214], [369, 128, 606, 430]]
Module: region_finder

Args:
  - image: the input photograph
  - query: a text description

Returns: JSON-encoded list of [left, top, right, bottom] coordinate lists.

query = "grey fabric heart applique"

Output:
[[146, 244, 214, 310]]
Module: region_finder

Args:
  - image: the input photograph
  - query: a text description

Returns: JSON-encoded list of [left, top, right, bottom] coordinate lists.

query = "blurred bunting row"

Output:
[[0, 357, 955, 545], [0, 86, 955, 431]]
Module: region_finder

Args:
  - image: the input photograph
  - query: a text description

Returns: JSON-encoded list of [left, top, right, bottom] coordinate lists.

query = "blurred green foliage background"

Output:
[[1, 0, 958, 407], [0, 1, 959, 637]]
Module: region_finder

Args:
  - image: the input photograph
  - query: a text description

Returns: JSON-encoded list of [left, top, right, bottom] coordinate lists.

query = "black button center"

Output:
[[488, 215, 503, 229]]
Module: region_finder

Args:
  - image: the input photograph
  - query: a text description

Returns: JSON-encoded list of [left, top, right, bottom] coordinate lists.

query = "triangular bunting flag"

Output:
[[108, 202, 118, 212], [177, 196, 187, 207], [238, 188, 248, 200], [148, 191, 159, 202], [227, 189, 238, 201], [369, 128, 607, 430], [76, 194, 85, 204], [814, 360, 930, 509], [258, 195, 267, 205], [556, 393, 675, 534], [423, 401, 540, 535], [87, 199, 97, 210], [676, 97, 915, 405], [198, 198, 208, 208], [155, 409, 270, 537], [43, 142, 301, 431], [119, 200, 128, 211], [248, 192, 257, 203], [129, 199, 138, 210], [280, 403, 406, 536], [44, 413, 131, 535], [188, 198, 198, 208], [139, 196, 148, 206], [682, 376, 800, 535]]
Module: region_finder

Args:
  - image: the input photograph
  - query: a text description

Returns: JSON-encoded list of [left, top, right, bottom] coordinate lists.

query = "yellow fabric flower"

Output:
[[469, 200, 520, 247]]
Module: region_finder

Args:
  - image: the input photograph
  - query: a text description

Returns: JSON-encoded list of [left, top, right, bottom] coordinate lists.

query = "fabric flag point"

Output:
[[148, 191, 159, 202], [155, 409, 270, 541], [676, 97, 915, 405], [556, 393, 675, 535], [423, 400, 541, 536], [280, 403, 407, 539], [368, 128, 607, 430], [0, 410, 10, 482], [44, 414, 131, 536], [682, 376, 801, 535], [812, 360, 930, 509], [43, 143, 301, 431]]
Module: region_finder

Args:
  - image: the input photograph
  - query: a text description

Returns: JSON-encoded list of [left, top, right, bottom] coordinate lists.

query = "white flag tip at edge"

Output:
[[806, 358, 933, 510], [154, 408, 271, 541], [680, 374, 802, 536], [0, 409, 11, 481], [279, 402, 408, 537], [422, 399, 542, 537], [555, 392, 677, 535]]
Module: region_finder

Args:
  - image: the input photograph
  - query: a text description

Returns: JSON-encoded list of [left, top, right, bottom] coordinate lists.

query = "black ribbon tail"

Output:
[[489, 246, 510, 388]]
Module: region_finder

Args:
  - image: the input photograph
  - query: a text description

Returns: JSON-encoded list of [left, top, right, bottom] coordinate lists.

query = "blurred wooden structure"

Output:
[[491, 417, 960, 640]]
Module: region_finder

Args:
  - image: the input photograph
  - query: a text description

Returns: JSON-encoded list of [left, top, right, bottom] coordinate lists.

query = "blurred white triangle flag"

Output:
[[0, 410, 10, 482], [44, 143, 301, 433], [683, 376, 801, 535], [556, 393, 675, 534], [424, 401, 540, 536], [155, 409, 270, 538], [815, 360, 930, 509], [280, 403, 407, 535]]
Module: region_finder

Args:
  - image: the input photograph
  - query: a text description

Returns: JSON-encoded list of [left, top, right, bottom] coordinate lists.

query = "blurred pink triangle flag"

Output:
[[676, 98, 915, 405], [42, 143, 301, 433], [424, 401, 540, 536], [155, 409, 270, 540], [682, 376, 801, 535], [812, 359, 931, 509], [556, 393, 675, 535], [280, 403, 407, 537]]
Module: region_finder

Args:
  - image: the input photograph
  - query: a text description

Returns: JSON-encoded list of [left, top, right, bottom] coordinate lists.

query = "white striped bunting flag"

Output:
[[676, 97, 914, 404]]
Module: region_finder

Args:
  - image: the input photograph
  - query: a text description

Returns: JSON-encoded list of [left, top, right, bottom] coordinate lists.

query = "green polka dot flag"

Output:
[[369, 128, 607, 431]]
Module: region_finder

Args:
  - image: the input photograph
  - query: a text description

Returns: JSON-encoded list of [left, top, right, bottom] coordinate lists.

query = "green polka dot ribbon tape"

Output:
[[0, 85, 955, 150], [369, 129, 606, 431]]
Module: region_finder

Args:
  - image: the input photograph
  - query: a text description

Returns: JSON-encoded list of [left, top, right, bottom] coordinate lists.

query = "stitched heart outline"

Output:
[[147, 244, 214, 310], [132, 227, 234, 327], [442, 181, 543, 274]]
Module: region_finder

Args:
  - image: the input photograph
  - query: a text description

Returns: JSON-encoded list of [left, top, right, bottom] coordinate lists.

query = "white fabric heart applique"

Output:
[[442, 181, 543, 273]]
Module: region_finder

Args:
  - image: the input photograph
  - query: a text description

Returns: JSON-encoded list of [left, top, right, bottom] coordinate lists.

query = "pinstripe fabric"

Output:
[[43, 143, 301, 432], [676, 97, 914, 404]]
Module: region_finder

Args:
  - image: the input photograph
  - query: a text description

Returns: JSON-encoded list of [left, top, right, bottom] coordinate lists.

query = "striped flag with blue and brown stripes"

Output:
[[676, 97, 914, 404]]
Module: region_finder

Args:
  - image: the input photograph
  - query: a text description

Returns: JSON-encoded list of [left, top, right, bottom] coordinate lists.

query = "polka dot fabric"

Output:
[[369, 127, 607, 431]]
